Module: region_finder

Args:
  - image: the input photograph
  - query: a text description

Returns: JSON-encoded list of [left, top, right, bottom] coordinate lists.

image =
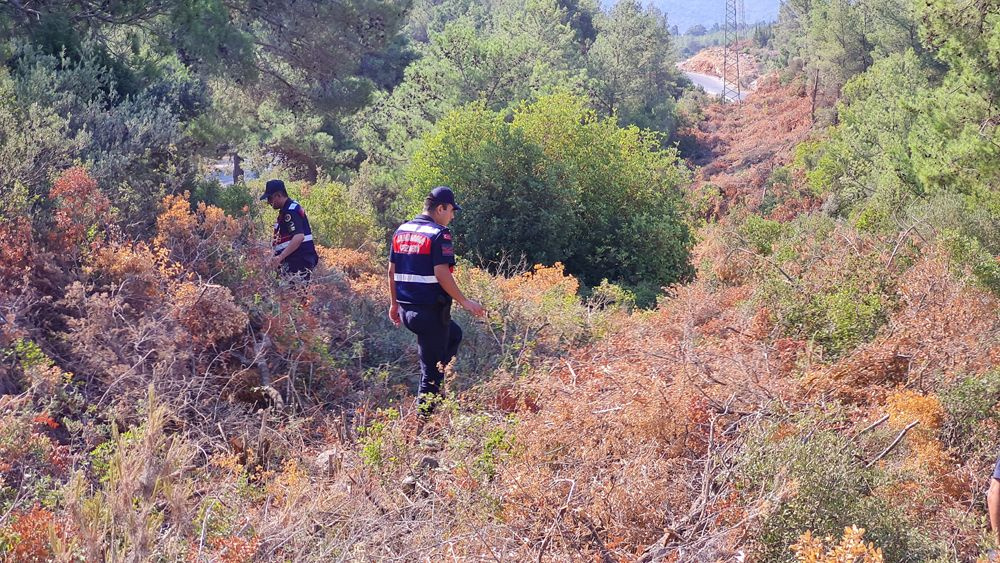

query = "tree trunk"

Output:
[[810, 68, 819, 124], [232, 153, 244, 183]]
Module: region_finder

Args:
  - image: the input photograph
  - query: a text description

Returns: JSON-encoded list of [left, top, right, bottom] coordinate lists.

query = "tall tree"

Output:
[[586, 0, 682, 135]]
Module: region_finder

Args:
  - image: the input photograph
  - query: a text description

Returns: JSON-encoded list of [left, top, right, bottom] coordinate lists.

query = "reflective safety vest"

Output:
[[389, 214, 455, 305], [273, 199, 318, 265]]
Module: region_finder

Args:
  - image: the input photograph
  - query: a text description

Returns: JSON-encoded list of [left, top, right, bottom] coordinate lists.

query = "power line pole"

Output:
[[722, 0, 742, 103]]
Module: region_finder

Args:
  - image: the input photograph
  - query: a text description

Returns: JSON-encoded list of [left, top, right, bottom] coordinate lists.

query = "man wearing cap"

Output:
[[388, 186, 486, 419], [261, 179, 319, 280]]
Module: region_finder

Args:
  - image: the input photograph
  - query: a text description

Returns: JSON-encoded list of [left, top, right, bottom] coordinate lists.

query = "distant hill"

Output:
[[602, 0, 781, 35]]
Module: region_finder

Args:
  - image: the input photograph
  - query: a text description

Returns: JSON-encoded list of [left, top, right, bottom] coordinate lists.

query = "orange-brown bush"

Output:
[[0, 506, 65, 562], [154, 192, 243, 278], [480, 279, 798, 560], [86, 241, 173, 309], [171, 281, 248, 345], [0, 216, 33, 283], [0, 410, 65, 481], [683, 73, 818, 217], [48, 166, 110, 253], [889, 250, 1000, 385], [792, 526, 884, 562]]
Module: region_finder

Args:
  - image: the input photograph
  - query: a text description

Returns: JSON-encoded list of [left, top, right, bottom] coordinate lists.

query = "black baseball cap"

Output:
[[429, 186, 462, 211], [260, 179, 286, 200]]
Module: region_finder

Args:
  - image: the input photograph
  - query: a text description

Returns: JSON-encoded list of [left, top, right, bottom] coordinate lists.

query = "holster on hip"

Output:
[[436, 294, 452, 327]]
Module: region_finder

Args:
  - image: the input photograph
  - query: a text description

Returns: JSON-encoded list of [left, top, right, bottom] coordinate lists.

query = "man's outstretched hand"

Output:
[[461, 299, 486, 318]]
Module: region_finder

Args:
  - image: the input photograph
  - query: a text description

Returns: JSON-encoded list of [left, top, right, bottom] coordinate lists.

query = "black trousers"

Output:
[[279, 255, 317, 282], [400, 302, 463, 415]]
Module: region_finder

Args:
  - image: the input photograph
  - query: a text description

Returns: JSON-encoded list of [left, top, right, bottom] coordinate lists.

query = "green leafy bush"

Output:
[[286, 180, 382, 250], [737, 420, 939, 562], [749, 216, 896, 359], [939, 371, 1000, 461], [741, 214, 786, 255], [407, 92, 693, 295]]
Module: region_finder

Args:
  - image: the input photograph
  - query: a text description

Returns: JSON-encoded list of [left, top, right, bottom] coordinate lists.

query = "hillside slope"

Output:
[[2, 67, 999, 563]]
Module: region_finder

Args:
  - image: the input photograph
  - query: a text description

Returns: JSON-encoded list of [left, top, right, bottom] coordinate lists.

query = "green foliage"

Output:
[[472, 421, 516, 479], [189, 179, 257, 221], [408, 92, 693, 292], [798, 51, 927, 215], [939, 371, 1000, 460], [775, 0, 922, 101], [0, 66, 82, 205], [770, 274, 890, 360], [5, 46, 211, 232], [941, 230, 1000, 294], [749, 215, 895, 359], [350, 0, 589, 199], [359, 408, 401, 471], [586, 0, 682, 135], [741, 214, 786, 255], [10, 339, 51, 370], [816, 283, 887, 354], [407, 102, 574, 266], [257, 179, 382, 250], [737, 419, 940, 562], [507, 92, 693, 289], [430, 1, 582, 110], [586, 280, 637, 313], [90, 429, 139, 485]]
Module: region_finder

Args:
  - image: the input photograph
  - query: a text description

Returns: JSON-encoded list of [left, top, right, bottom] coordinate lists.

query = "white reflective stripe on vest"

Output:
[[397, 223, 441, 235], [274, 234, 313, 251], [394, 273, 438, 284]]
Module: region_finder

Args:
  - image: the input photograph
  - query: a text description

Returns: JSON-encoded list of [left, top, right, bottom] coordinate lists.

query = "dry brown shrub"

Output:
[[807, 346, 911, 400], [693, 223, 757, 286], [61, 282, 191, 390], [86, 241, 171, 308], [170, 281, 248, 345], [316, 246, 380, 278], [503, 368, 705, 554], [889, 250, 1000, 384], [684, 72, 816, 216], [0, 216, 33, 283], [211, 535, 261, 563], [883, 390, 964, 499], [153, 192, 242, 277], [479, 276, 799, 560], [805, 248, 1000, 402], [0, 411, 64, 480]]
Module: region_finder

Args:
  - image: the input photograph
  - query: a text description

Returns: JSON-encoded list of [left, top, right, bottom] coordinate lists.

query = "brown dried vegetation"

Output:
[[3, 82, 1000, 562]]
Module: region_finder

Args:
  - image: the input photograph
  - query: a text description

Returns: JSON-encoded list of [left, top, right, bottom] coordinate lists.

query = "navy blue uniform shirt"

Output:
[[273, 199, 318, 266], [389, 214, 455, 305]]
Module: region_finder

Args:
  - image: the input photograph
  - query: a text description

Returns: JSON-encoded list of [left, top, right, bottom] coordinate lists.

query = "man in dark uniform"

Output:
[[388, 186, 485, 419], [261, 179, 319, 280]]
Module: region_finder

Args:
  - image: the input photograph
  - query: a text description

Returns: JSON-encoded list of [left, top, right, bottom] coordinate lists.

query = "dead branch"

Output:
[[538, 478, 576, 563], [866, 420, 919, 468]]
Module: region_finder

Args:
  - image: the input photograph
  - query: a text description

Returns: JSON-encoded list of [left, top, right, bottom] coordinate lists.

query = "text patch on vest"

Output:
[[393, 232, 432, 255]]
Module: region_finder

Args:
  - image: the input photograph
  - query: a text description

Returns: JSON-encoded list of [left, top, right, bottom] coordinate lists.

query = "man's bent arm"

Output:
[[989, 478, 1000, 545], [276, 233, 305, 262], [434, 264, 484, 317]]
